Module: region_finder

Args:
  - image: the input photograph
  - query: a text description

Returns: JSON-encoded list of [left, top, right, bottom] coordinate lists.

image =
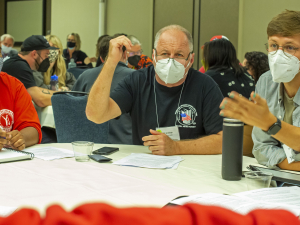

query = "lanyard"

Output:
[[154, 75, 185, 128]]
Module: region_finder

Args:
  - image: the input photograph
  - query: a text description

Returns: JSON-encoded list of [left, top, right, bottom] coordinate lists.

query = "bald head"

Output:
[[154, 25, 193, 52]]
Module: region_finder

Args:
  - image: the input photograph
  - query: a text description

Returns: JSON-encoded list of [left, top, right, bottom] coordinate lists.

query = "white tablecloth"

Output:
[[0, 143, 260, 214]]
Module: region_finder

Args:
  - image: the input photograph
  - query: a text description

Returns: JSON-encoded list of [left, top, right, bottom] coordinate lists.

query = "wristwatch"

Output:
[[266, 118, 281, 135]]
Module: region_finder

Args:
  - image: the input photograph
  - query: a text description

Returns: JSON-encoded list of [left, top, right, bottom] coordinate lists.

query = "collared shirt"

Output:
[[252, 70, 300, 168]]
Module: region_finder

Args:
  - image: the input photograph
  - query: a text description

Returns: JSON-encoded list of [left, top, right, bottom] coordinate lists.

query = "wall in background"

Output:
[[199, 0, 239, 66], [51, 0, 100, 58], [3, 0, 300, 66], [237, 0, 300, 61], [106, 0, 153, 58], [0, 0, 5, 36], [7, 0, 43, 42]]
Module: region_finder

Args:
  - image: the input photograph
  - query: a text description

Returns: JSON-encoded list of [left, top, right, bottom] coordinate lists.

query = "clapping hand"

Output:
[[219, 91, 277, 131]]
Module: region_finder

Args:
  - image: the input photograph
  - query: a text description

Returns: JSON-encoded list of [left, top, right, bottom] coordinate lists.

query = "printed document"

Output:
[[171, 187, 300, 216], [25, 147, 75, 160], [113, 153, 183, 169]]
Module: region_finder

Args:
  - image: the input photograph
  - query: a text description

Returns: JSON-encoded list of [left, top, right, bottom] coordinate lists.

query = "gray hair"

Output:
[[128, 35, 141, 46], [154, 25, 193, 52], [0, 34, 15, 43]]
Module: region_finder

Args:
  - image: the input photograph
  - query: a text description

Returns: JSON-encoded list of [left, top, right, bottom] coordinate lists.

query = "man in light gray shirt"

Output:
[[218, 10, 300, 171]]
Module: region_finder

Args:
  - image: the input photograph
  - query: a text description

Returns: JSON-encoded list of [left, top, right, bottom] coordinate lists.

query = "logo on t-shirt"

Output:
[[175, 104, 197, 128], [0, 109, 14, 132]]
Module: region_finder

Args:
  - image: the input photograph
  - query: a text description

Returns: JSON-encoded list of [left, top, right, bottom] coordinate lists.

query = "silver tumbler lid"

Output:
[[223, 118, 244, 126]]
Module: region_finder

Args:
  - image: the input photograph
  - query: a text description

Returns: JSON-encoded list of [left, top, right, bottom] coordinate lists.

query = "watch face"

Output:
[[268, 119, 282, 135], [270, 124, 281, 135]]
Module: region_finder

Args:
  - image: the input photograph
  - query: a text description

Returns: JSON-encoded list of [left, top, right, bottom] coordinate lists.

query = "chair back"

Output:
[[67, 67, 90, 79], [243, 125, 254, 157], [51, 92, 109, 143]]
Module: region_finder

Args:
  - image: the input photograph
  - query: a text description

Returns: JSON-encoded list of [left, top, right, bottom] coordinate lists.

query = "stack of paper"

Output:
[[25, 147, 75, 160], [113, 153, 183, 169], [170, 186, 300, 216]]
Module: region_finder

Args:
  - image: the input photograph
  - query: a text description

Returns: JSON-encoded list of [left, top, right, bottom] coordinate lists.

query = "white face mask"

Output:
[[269, 50, 300, 83], [1, 44, 12, 54], [154, 56, 190, 84]]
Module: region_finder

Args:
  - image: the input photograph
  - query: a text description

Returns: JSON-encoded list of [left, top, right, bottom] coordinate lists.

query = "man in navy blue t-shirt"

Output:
[[86, 25, 224, 155]]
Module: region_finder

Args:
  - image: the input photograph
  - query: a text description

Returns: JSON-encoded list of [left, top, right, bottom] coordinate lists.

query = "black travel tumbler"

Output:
[[222, 118, 244, 181]]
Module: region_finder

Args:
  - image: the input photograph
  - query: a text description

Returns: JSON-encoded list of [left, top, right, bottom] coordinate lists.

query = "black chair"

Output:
[[51, 91, 109, 143], [67, 67, 90, 79]]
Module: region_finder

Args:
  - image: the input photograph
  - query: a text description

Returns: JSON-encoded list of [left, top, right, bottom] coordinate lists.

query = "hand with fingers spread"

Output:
[[6, 130, 25, 151], [107, 36, 132, 65], [0, 128, 11, 150], [142, 129, 179, 155], [219, 91, 277, 131]]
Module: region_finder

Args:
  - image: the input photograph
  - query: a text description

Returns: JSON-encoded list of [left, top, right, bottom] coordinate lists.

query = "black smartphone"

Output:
[[92, 147, 119, 155], [88, 155, 112, 163]]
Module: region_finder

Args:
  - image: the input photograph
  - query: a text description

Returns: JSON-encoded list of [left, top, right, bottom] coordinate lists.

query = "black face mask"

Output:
[[36, 54, 50, 72], [67, 41, 76, 48], [128, 55, 141, 67]]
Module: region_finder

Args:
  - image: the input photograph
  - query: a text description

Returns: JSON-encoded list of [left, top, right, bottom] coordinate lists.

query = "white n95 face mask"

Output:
[[1, 44, 12, 54], [154, 56, 190, 84], [269, 50, 300, 83]]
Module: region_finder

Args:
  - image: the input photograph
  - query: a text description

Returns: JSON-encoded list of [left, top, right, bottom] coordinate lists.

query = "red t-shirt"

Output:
[[0, 72, 42, 143]]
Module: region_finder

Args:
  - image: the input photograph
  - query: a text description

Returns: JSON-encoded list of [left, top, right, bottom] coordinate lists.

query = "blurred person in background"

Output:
[[0, 34, 18, 60], [63, 33, 93, 68], [92, 34, 109, 67], [32, 35, 76, 91], [242, 51, 270, 83], [73, 35, 134, 145], [2, 35, 58, 108], [127, 35, 152, 70], [203, 38, 255, 98], [199, 35, 229, 73]]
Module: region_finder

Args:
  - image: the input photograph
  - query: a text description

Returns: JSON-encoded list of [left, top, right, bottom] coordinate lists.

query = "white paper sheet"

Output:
[[233, 186, 300, 207], [113, 153, 183, 169], [171, 187, 300, 216], [0, 206, 17, 217], [25, 147, 76, 160]]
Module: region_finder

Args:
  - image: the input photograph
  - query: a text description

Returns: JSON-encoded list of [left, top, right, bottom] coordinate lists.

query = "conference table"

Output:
[[0, 143, 262, 215]]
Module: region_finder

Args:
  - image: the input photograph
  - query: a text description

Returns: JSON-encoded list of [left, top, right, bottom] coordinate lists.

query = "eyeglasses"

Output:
[[265, 43, 299, 57], [127, 50, 143, 57], [155, 49, 191, 65]]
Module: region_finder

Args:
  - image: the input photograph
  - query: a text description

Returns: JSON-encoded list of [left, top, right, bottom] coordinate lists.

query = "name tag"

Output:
[[156, 126, 180, 141]]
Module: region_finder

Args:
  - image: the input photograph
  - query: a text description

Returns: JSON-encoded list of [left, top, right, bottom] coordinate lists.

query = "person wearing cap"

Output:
[[2, 35, 58, 108], [0, 48, 42, 151], [0, 34, 18, 60]]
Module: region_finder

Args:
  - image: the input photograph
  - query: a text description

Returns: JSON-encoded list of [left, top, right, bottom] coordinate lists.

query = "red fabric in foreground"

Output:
[[0, 203, 298, 225]]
